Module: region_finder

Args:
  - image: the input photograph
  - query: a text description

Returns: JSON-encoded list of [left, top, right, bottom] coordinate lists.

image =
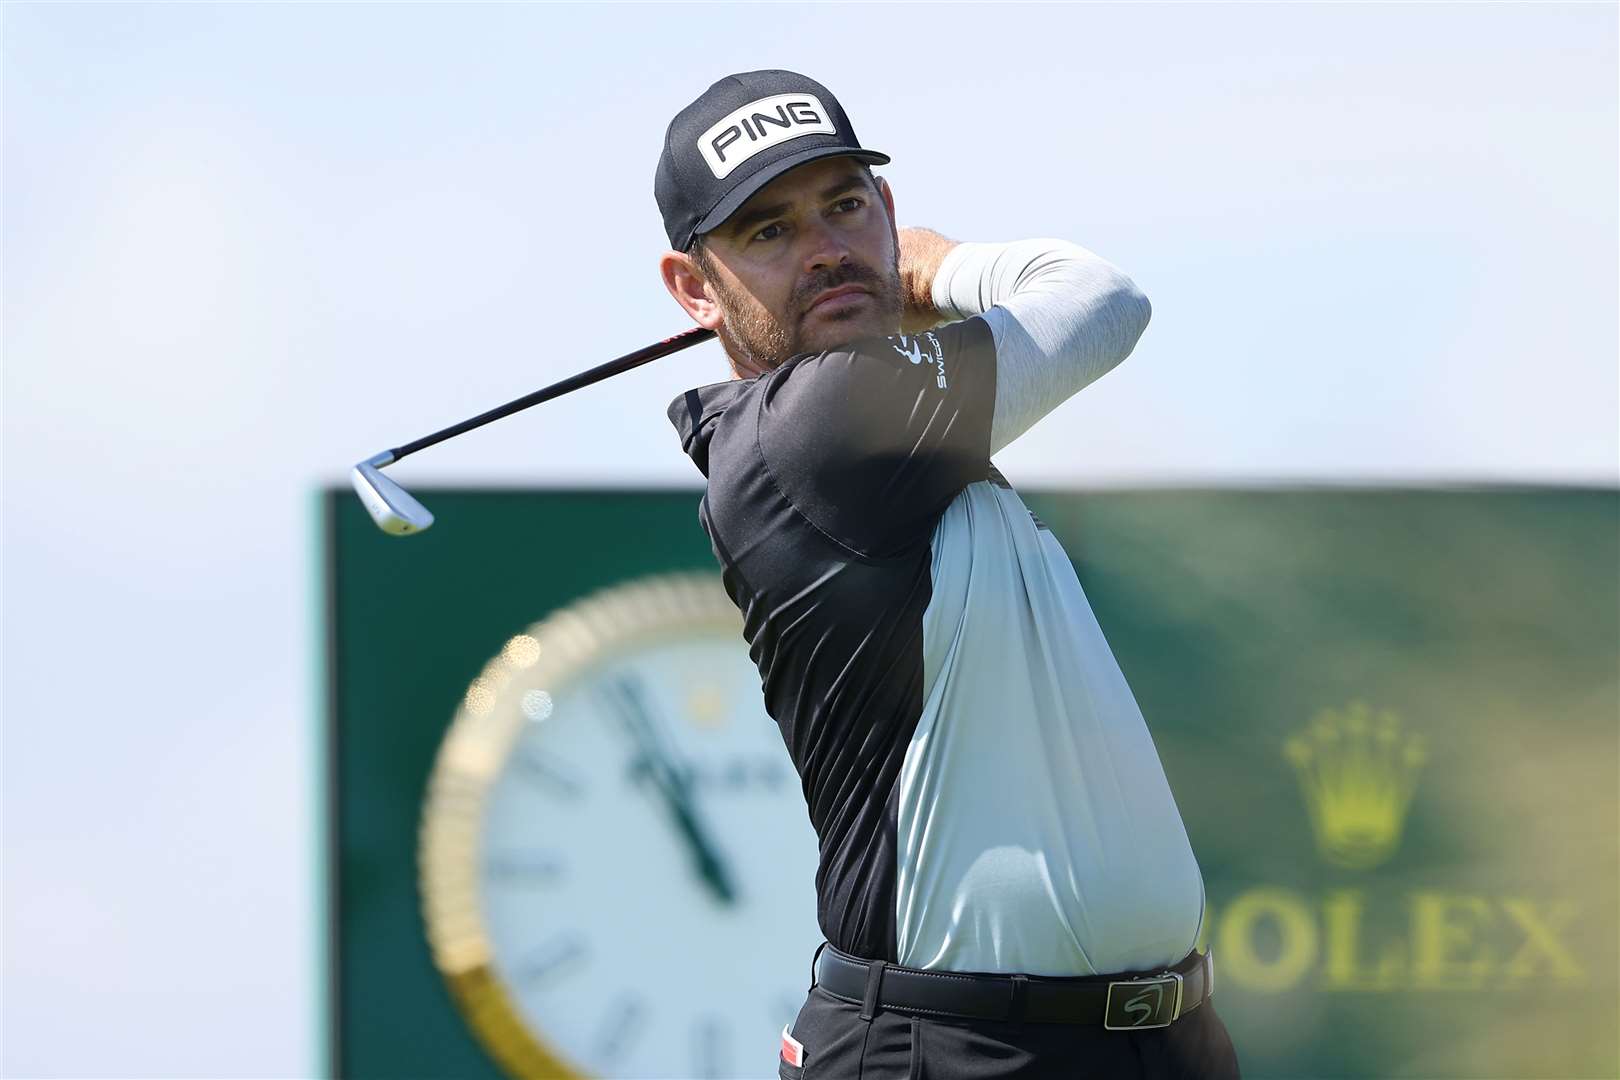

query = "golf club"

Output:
[[351, 326, 717, 535]]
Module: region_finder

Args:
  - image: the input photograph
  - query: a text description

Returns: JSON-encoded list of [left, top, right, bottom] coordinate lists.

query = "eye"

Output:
[[832, 197, 864, 213], [751, 222, 787, 243]]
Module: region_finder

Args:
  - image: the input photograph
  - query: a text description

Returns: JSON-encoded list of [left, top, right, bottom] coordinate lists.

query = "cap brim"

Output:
[[690, 145, 891, 248]]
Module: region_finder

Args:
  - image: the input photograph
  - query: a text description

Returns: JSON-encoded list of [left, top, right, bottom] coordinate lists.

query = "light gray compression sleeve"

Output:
[[930, 239, 1152, 455]]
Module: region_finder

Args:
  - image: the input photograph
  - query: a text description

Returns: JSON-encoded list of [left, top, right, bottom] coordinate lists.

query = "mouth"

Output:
[[804, 285, 871, 317]]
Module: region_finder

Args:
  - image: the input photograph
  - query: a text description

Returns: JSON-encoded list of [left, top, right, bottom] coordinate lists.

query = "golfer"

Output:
[[659, 70, 1240, 1079]]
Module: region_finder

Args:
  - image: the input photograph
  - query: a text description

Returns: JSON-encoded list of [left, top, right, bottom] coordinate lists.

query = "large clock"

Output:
[[419, 572, 823, 1079]]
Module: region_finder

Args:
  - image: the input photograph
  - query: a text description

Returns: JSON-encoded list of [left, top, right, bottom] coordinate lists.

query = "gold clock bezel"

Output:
[[417, 571, 744, 1080]]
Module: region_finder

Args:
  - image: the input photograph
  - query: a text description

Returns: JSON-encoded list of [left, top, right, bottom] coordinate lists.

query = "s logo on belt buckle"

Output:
[[1103, 972, 1183, 1030]]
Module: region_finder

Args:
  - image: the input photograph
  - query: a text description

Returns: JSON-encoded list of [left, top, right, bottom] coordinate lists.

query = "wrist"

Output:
[[897, 227, 957, 332]]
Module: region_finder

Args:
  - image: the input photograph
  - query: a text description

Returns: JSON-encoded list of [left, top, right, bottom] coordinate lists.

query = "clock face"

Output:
[[419, 574, 824, 1080]]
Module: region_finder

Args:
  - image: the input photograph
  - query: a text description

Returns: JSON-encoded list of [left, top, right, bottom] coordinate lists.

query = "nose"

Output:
[[800, 217, 851, 274]]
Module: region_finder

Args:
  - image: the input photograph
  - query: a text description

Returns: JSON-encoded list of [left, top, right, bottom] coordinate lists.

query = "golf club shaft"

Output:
[[387, 326, 716, 462]]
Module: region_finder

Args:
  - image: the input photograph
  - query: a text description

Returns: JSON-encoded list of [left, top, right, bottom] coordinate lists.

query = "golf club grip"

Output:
[[389, 327, 717, 462]]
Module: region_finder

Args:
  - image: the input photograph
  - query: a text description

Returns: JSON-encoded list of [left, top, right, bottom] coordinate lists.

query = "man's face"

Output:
[[687, 157, 902, 374]]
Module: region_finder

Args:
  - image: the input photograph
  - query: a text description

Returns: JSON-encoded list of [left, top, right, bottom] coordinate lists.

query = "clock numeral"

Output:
[[513, 933, 588, 988], [483, 850, 566, 885], [692, 1013, 730, 1080], [511, 747, 587, 800], [589, 991, 647, 1066]]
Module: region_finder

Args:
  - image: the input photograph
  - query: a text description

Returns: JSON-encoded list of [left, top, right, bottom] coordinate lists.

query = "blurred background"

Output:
[[3, 3, 1615, 1079]]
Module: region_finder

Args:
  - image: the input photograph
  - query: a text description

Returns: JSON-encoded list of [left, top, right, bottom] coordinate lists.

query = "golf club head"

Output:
[[351, 453, 434, 536]]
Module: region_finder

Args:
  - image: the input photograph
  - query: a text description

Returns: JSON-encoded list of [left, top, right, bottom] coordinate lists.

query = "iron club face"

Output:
[[350, 452, 435, 536], [349, 327, 716, 535]]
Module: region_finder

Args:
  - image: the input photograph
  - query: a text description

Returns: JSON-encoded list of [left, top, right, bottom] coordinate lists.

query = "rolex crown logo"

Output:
[[1284, 702, 1427, 870]]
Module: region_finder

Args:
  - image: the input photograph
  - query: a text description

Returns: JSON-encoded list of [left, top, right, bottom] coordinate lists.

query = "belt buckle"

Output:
[[1103, 971, 1183, 1031]]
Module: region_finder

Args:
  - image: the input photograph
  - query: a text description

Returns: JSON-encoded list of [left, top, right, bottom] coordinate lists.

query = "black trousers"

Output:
[[779, 982, 1242, 1080]]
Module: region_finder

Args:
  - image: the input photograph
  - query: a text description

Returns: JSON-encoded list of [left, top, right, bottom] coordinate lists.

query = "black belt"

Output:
[[814, 944, 1214, 1029]]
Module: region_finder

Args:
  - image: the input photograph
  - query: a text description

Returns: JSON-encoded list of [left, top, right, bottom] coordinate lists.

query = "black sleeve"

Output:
[[755, 316, 997, 558]]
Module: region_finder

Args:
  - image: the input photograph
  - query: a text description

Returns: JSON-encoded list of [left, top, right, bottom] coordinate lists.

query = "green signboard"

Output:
[[324, 486, 1618, 1080]]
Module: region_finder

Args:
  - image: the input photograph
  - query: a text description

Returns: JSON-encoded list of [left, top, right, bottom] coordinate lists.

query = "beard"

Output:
[[709, 256, 904, 374]]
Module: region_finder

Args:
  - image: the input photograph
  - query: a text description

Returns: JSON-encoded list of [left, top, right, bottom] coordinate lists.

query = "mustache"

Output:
[[792, 261, 887, 314]]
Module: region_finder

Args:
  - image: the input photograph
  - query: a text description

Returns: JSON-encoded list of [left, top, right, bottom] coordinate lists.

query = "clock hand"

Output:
[[656, 775, 738, 903], [625, 717, 738, 904], [616, 687, 738, 905], [604, 676, 738, 905]]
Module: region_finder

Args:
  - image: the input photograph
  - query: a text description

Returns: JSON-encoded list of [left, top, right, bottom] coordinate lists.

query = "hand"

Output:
[[898, 226, 958, 333]]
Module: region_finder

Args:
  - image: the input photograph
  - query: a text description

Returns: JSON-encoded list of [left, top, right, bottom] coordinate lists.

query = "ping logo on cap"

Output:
[[698, 94, 835, 179]]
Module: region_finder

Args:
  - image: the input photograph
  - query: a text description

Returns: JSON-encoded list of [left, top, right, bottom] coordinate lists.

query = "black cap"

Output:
[[655, 69, 890, 252]]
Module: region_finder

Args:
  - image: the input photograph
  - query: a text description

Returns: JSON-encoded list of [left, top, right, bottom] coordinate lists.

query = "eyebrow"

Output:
[[722, 172, 871, 240]]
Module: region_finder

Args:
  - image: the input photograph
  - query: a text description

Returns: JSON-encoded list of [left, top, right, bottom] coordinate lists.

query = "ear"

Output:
[[660, 250, 723, 330], [875, 174, 899, 254]]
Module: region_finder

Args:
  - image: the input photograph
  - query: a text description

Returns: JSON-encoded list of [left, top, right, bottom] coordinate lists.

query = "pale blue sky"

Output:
[[4, 3, 1616, 1076]]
